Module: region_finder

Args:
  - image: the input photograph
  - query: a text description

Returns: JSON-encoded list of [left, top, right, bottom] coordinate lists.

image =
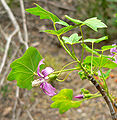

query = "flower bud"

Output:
[[84, 94, 93, 98], [74, 94, 84, 99], [48, 74, 58, 80]]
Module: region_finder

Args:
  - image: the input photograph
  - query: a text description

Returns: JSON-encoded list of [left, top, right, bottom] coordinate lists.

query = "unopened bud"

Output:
[[48, 74, 58, 80], [84, 94, 93, 98]]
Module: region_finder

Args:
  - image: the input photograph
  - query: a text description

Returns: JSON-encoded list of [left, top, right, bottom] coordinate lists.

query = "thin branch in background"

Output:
[[0, 45, 19, 87], [26, 110, 34, 120], [0, 25, 18, 74], [19, 0, 28, 43], [12, 86, 19, 120]]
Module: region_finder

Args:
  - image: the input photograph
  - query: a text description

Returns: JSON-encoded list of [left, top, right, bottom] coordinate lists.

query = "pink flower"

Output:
[[110, 44, 117, 64], [32, 59, 56, 96]]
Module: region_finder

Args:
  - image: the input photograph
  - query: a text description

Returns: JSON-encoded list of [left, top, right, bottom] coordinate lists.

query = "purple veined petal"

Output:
[[40, 81, 56, 96], [37, 59, 45, 77], [110, 44, 117, 56], [74, 94, 84, 99], [41, 67, 54, 78]]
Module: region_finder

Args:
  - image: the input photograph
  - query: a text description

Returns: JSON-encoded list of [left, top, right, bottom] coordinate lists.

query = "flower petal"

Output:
[[40, 81, 56, 96], [41, 67, 54, 77], [32, 78, 44, 87], [110, 44, 117, 56], [37, 59, 45, 77]]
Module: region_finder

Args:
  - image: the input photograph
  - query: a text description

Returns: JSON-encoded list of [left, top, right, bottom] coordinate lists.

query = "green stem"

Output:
[[91, 42, 94, 74], [53, 68, 79, 74], [56, 71, 73, 82], [80, 25, 84, 63], [57, 35, 75, 60], [71, 45, 75, 57], [99, 69, 113, 102]]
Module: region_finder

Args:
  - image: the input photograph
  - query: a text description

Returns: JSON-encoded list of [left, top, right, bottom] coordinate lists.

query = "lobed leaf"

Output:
[[83, 17, 107, 32], [26, 3, 59, 23], [65, 16, 107, 31], [51, 89, 82, 114], [62, 33, 82, 45], [7, 47, 43, 90]]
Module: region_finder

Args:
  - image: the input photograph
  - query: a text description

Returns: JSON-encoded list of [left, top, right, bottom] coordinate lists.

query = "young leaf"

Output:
[[40, 30, 58, 35], [95, 45, 117, 52], [79, 36, 108, 43], [65, 16, 107, 32], [83, 17, 107, 32], [100, 69, 111, 80], [55, 20, 69, 26], [7, 47, 43, 90], [51, 89, 82, 114], [65, 15, 83, 25], [26, 3, 59, 23], [82, 44, 100, 56], [26, 4, 69, 27], [40, 25, 76, 35], [101, 45, 117, 51], [57, 25, 76, 35], [62, 33, 82, 45], [84, 56, 117, 69]]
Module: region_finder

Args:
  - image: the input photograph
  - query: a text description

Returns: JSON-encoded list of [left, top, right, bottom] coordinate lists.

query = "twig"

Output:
[[19, 0, 28, 43], [0, 45, 19, 87], [0, 26, 18, 74], [26, 110, 34, 120], [12, 86, 19, 120]]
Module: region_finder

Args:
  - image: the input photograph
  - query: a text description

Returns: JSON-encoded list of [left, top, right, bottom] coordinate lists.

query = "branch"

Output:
[[19, 0, 28, 43], [0, 45, 19, 87], [0, 26, 18, 74], [78, 63, 117, 119], [88, 75, 117, 120]]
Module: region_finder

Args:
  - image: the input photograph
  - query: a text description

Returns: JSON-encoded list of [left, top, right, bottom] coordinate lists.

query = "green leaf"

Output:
[[7, 47, 43, 90], [79, 36, 108, 43], [65, 16, 107, 32], [84, 56, 117, 69], [62, 33, 82, 45], [57, 25, 76, 35], [82, 44, 100, 56], [40, 30, 58, 35], [95, 45, 117, 52], [55, 20, 69, 26], [83, 17, 107, 32], [101, 45, 117, 51], [65, 15, 83, 25], [41, 25, 76, 35], [100, 69, 111, 80], [51, 89, 82, 114], [26, 3, 59, 23]]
